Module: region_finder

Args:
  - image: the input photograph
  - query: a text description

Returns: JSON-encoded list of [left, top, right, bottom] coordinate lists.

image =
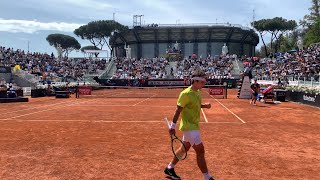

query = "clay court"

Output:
[[0, 88, 319, 180]]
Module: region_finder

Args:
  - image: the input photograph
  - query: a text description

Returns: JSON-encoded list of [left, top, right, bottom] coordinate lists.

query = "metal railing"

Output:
[[13, 69, 39, 84], [256, 75, 320, 87], [135, 23, 252, 31], [98, 59, 115, 79]]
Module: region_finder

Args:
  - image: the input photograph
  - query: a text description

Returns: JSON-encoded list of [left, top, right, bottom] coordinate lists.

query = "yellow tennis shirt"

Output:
[[177, 86, 202, 131]]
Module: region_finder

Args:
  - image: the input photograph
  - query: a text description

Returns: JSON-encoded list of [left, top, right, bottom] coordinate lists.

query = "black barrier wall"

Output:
[[96, 78, 237, 88], [0, 66, 12, 84], [286, 91, 320, 107]]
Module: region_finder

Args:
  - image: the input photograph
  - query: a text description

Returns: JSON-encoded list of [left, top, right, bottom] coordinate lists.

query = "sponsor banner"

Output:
[[303, 94, 316, 102], [301, 93, 319, 107], [78, 87, 92, 95], [209, 87, 224, 95], [148, 80, 184, 86], [96, 78, 237, 88], [286, 91, 320, 107]]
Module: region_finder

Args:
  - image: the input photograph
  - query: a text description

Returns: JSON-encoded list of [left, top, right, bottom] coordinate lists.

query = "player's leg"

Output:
[[192, 131, 214, 180], [193, 143, 208, 172], [250, 93, 254, 104], [171, 141, 191, 165], [173, 141, 190, 160], [164, 141, 191, 180], [253, 92, 258, 104]]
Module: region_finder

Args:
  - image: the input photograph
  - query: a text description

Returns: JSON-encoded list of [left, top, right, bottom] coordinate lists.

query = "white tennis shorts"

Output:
[[182, 130, 202, 146]]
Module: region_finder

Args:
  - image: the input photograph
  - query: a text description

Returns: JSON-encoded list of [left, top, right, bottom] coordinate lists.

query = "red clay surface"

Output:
[[0, 89, 319, 180]]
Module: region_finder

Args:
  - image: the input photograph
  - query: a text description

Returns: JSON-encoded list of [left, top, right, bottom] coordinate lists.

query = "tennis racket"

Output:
[[164, 117, 187, 160]]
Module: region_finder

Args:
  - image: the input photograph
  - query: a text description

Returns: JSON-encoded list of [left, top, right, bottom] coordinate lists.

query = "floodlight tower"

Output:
[[252, 9, 256, 28], [133, 15, 144, 27]]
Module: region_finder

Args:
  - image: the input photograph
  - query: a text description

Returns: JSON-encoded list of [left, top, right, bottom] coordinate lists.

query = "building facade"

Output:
[[110, 23, 259, 59]]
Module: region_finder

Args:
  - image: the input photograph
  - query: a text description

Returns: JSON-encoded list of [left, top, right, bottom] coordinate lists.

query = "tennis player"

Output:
[[250, 78, 260, 105], [164, 69, 215, 180]]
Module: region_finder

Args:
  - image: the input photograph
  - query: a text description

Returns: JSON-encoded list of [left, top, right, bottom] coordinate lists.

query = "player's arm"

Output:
[[172, 105, 183, 124], [173, 92, 189, 124], [169, 106, 183, 135], [170, 92, 188, 133], [250, 84, 255, 92]]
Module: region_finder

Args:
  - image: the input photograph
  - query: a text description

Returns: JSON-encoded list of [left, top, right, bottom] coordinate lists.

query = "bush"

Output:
[[285, 86, 320, 95]]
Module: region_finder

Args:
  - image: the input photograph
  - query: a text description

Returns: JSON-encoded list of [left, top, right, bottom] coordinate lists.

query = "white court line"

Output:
[[0, 100, 77, 115], [201, 108, 208, 123], [0, 119, 241, 123], [72, 104, 175, 108], [132, 94, 157, 106], [109, 91, 136, 97], [210, 95, 246, 124], [88, 91, 131, 98], [3, 99, 96, 120]]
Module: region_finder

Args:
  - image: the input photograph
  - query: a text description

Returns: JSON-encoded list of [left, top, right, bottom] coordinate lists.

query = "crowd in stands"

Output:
[[174, 55, 234, 79], [111, 55, 234, 80], [2, 43, 320, 85], [248, 43, 320, 82], [112, 57, 169, 79], [0, 78, 18, 98], [0, 46, 108, 83]]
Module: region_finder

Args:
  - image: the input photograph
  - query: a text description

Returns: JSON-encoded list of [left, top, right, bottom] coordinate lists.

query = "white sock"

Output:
[[203, 172, 212, 180], [167, 162, 175, 169]]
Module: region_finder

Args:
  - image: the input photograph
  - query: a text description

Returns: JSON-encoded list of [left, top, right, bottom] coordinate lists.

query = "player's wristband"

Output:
[[171, 122, 176, 129]]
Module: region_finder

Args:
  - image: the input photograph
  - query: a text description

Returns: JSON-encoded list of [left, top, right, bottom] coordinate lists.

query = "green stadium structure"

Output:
[[110, 23, 259, 59]]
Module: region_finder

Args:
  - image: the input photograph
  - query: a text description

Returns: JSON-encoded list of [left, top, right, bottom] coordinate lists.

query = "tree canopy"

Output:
[[74, 20, 128, 54], [252, 17, 297, 56], [46, 34, 81, 58], [80, 45, 101, 52], [304, 18, 320, 47], [81, 45, 101, 57], [300, 0, 320, 27], [301, 1, 320, 46]]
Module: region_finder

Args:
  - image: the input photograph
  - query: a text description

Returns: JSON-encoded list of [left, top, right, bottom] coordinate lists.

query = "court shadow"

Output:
[[257, 105, 270, 108]]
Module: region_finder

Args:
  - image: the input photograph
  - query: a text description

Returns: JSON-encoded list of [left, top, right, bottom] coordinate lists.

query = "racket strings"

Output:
[[172, 138, 187, 160]]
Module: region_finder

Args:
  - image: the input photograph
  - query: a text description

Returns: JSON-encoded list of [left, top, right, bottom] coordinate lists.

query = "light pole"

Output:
[[27, 40, 30, 52]]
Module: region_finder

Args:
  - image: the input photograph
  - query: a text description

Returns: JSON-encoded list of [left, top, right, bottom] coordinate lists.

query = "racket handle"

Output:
[[164, 117, 171, 129]]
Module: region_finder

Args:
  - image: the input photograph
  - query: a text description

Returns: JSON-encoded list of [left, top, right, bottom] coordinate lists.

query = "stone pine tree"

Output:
[[74, 20, 128, 57], [46, 34, 81, 58], [81, 45, 101, 57], [252, 17, 297, 56]]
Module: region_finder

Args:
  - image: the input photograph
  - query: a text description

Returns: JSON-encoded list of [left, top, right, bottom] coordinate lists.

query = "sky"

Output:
[[0, 0, 311, 57]]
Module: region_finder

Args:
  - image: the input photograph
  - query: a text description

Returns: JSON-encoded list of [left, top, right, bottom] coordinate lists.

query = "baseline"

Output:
[[0, 119, 242, 123], [3, 99, 96, 120], [0, 100, 77, 116]]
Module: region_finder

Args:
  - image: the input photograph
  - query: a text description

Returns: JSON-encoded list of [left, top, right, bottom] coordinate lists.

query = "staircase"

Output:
[[236, 78, 243, 98], [98, 59, 116, 79], [105, 62, 117, 79], [231, 58, 243, 75], [11, 70, 38, 88], [166, 61, 177, 78]]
